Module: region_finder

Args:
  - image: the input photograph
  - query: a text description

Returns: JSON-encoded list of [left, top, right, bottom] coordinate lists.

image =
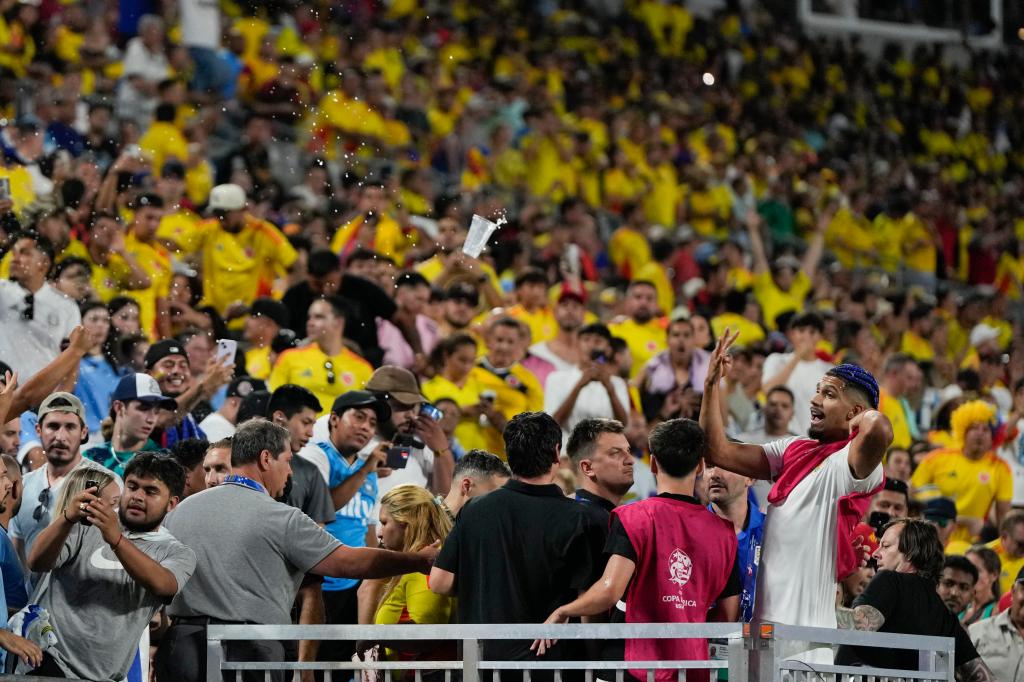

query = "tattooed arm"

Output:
[[955, 658, 996, 682], [853, 604, 885, 631], [835, 606, 855, 630]]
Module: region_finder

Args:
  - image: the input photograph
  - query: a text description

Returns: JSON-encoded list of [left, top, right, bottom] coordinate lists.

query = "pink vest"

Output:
[[613, 497, 738, 682]]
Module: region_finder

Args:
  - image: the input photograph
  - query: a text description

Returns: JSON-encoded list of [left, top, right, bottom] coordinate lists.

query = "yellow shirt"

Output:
[[0, 165, 35, 218], [900, 331, 934, 363], [375, 571, 454, 628], [506, 304, 557, 345], [911, 449, 1012, 545], [268, 344, 372, 416], [174, 215, 297, 316], [421, 373, 487, 452], [521, 133, 566, 199], [752, 270, 811, 330], [608, 227, 651, 280], [244, 345, 272, 380], [330, 213, 406, 265], [878, 389, 912, 451], [90, 253, 137, 303], [986, 538, 1024, 596], [415, 255, 502, 293], [156, 208, 201, 246], [472, 364, 543, 457], [900, 213, 937, 274], [138, 121, 188, 176], [608, 318, 667, 379], [825, 208, 875, 269], [124, 233, 173, 339], [711, 312, 765, 348]]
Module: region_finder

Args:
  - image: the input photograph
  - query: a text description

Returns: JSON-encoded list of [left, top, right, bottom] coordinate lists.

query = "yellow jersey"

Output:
[[506, 304, 557, 345], [415, 254, 502, 293], [608, 227, 651, 280], [421, 373, 488, 452], [330, 213, 407, 265], [878, 388, 912, 451], [608, 317, 667, 379], [752, 270, 811, 330], [911, 449, 1012, 545], [124, 232, 173, 339], [471, 363, 543, 457], [174, 215, 297, 317], [711, 312, 765, 349], [986, 537, 1024, 596], [268, 344, 372, 416], [244, 345, 273, 380], [90, 253, 138, 303]]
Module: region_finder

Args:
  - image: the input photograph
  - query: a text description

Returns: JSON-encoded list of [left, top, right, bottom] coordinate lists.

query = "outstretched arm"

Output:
[[744, 209, 770, 275], [801, 205, 834, 282], [699, 329, 772, 480]]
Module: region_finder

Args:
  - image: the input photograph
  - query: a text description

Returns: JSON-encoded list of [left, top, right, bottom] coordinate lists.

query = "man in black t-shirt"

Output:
[[430, 412, 605, 664], [835, 519, 994, 680]]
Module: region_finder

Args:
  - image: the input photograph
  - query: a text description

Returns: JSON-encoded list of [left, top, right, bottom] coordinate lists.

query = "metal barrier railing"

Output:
[[205, 621, 956, 682]]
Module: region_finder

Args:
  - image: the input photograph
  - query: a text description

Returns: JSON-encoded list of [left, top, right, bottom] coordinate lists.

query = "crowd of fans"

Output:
[[0, 0, 1022, 679]]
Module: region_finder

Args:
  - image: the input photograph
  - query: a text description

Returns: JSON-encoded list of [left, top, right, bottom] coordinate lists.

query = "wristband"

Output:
[[112, 534, 123, 551]]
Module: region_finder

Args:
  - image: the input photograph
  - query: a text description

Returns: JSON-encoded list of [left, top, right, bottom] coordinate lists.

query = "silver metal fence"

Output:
[[205, 621, 955, 682]]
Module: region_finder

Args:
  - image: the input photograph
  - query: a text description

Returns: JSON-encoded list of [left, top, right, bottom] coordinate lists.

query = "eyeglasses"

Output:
[[325, 360, 335, 384], [21, 293, 34, 321], [33, 486, 50, 521]]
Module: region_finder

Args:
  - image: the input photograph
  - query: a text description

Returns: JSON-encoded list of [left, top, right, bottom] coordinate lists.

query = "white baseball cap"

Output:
[[208, 183, 247, 211]]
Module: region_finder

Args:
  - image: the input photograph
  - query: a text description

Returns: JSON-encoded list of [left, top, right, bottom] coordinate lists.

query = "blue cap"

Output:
[[111, 373, 177, 410]]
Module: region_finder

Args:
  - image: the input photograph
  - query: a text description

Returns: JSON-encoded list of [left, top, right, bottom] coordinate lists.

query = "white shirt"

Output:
[[998, 417, 1024, 507], [753, 437, 883, 630], [121, 38, 170, 81], [179, 0, 220, 49], [197, 411, 235, 442], [761, 353, 833, 436], [528, 342, 576, 373], [0, 281, 80, 379], [543, 367, 630, 445]]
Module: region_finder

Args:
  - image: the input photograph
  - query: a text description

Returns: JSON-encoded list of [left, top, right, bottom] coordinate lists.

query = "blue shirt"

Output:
[[318, 440, 377, 592], [708, 489, 764, 622], [0, 526, 27, 613], [73, 355, 122, 435]]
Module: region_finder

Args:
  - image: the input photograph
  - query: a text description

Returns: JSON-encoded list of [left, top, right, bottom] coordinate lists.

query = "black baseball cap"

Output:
[[923, 497, 957, 521], [445, 282, 479, 306], [144, 340, 187, 369], [331, 390, 391, 423], [250, 298, 290, 329]]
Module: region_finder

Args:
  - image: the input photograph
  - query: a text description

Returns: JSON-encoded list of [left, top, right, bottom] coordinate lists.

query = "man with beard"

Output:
[[526, 288, 586, 387], [27, 452, 195, 680], [609, 280, 666, 380], [84, 373, 178, 477], [936, 555, 978, 616], [437, 282, 481, 337], [0, 232, 81, 379], [10, 393, 119, 566], [703, 464, 764, 622], [700, 330, 891, 655], [145, 340, 233, 448]]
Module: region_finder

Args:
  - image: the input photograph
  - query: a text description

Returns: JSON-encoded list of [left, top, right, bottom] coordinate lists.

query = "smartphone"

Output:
[[82, 479, 99, 526], [420, 403, 443, 422], [125, 144, 142, 159], [0, 177, 10, 202], [868, 511, 891, 537], [216, 339, 237, 364], [591, 349, 607, 364], [386, 446, 411, 469]]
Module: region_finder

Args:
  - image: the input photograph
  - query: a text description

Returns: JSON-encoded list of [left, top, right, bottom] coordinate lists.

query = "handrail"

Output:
[[766, 622, 957, 650]]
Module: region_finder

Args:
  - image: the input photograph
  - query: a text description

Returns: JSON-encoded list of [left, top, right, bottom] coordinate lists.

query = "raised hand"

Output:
[[704, 328, 739, 393]]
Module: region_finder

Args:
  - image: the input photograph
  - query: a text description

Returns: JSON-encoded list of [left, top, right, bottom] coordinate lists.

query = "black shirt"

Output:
[[280, 275, 396, 366], [604, 493, 742, 604], [574, 488, 616, 532], [435, 479, 606, 661], [835, 570, 980, 670]]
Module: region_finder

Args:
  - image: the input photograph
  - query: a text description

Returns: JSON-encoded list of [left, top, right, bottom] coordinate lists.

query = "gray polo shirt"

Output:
[[39, 524, 195, 681], [166, 482, 341, 624]]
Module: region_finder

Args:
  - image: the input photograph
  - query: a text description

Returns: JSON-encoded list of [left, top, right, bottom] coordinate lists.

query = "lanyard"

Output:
[[223, 474, 266, 494]]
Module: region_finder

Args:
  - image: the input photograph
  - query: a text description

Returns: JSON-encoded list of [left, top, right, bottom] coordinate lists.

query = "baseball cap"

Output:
[[161, 160, 186, 180], [144, 340, 188, 369], [366, 366, 424, 406], [271, 328, 298, 355], [923, 497, 957, 522], [250, 298, 290, 329], [227, 376, 267, 399], [969, 323, 1000, 348], [557, 284, 586, 305], [111, 373, 177, 410], [331, 390, 391, 423], [208, 183, 247, 211], [37, 392, 86, 422]]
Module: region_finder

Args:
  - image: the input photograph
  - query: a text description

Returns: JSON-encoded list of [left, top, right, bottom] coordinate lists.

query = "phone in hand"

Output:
[[420, 403, 443, 422], [386, 446, 411, 469], [215, 339, 237, 364], [81, 479, 99, 526], [0, 177, 10, 202], [591, 349, 608, 364]]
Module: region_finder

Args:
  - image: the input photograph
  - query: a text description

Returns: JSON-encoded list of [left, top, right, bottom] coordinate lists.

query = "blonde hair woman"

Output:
[[365, 484, 455, 678], [54, 467, 119, 521]]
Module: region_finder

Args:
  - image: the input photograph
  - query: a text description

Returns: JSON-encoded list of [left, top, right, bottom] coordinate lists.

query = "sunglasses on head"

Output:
[[33, 486, 50, 521], [325, 360, 335, 384]]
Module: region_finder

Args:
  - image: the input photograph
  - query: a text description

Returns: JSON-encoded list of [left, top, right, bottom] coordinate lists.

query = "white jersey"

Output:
[[753, 436, 883, 629]]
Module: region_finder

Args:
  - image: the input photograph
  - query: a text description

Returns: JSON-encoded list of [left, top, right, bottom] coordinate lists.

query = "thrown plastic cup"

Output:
[[462, 214, 504, 258]]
